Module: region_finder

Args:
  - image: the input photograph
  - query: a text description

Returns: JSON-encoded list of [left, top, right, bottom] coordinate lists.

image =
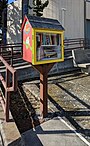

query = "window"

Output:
[[36, 32, 62, 61]]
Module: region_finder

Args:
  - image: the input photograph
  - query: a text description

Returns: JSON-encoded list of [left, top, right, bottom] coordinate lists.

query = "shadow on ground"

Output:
[[9, 72, 90, 139], [10, 84, 41, 134]]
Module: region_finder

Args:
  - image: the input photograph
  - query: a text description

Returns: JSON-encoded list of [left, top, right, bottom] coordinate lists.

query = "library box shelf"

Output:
[[21, 15, 64, 65]]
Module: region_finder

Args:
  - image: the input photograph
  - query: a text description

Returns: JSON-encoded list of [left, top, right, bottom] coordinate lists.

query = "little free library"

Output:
[[21, 15, 65, 117], [21, 15, 65, 65]]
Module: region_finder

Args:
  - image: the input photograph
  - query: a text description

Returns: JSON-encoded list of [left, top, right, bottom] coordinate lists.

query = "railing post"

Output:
[[0, 55, 17, 122], [0, 47, 2, 55], [5, 68, 10, 122], [13, 71, 17, 92], [11, 47, 13, 66]]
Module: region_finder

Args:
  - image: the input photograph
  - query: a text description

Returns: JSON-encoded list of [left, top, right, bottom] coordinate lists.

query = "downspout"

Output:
[[84, 0, 87, 44]]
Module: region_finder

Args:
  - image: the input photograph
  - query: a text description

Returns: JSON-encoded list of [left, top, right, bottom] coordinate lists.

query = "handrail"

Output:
[[0, 43, 22, 66], [0, 56, 16, 73], [0, 38, 90, 68], [64, 38, 85, 52], [0, 44, 22, 48], [0, 55, 17, 122], [0, 43, 22, 46]]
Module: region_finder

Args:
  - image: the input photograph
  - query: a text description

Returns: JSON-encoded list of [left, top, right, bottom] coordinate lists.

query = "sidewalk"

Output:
[[0, 72, 90, 145], [0, 103, 22, 146], [22, 117, 90, 146]]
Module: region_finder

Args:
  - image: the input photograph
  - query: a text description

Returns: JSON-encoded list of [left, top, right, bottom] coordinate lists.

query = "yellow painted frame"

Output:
[[32, 29, 35, 63], [32, 28, 64, 65]]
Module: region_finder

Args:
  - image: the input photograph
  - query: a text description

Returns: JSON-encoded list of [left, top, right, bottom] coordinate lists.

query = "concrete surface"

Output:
[[22, 72, 90, 145], [0, 103, 22, 146], [22, 117, 89, 146], [72, 49, 90, 74], [0, 72, 90, 146]]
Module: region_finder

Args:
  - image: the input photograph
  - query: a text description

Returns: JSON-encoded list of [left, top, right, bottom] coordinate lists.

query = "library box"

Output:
[[21, 15, 64, 65]]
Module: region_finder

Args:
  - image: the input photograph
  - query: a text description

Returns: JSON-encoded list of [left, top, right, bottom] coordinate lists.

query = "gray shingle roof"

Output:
[[27, 15, 64, 31]]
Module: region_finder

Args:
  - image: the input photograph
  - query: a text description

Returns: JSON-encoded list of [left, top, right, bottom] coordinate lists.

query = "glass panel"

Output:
[[36, 32, 62, 61]]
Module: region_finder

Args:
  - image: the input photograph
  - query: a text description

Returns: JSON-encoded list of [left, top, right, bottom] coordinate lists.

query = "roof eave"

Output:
[[21, 15, 28, 32]]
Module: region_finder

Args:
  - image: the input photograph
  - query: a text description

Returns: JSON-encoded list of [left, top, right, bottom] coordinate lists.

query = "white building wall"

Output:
[[28, 0, 33, 15], [7, 0, 22, 43], [43, 0, 84, 39], [86, 1, 90, 20], [7, 0, 85, 43]]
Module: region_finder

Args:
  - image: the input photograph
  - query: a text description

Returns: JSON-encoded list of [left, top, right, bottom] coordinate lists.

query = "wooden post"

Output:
[[40, 69, 48, 118], [33, 63, 54, 118]]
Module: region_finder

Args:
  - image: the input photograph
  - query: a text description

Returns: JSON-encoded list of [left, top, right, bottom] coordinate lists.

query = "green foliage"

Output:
[[32, 0, 49, 16]]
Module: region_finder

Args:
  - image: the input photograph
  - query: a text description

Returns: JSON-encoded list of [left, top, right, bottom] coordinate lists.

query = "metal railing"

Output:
[[0, 55, 17, 122], [64, 38, 85, 51], [0, 39, 90, 65], [64, 38, 90, 59], [0, 38, 90, 121], [0, 43, 22, 66]]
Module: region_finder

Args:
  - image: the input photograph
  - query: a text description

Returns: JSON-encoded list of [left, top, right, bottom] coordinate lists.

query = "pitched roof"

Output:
[[27, 15, 64, 31]]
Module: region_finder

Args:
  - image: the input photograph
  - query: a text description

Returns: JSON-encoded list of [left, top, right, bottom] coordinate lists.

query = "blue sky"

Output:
[[8, 0, 15, 4]]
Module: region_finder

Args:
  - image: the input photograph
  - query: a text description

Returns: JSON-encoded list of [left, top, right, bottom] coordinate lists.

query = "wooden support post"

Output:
[[33, 63, 54, 118], [40, 70, 48, 118]]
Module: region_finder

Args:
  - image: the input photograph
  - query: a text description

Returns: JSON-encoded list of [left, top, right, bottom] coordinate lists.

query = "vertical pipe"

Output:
[[84, 0, 87, 45], [61, 8, 66, 28]]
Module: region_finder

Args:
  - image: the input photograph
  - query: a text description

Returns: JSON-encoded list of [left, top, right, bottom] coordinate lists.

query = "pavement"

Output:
[[0, 71, 90, 146], [0, 103, 22, 146], [21, 117, 90, 146]]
